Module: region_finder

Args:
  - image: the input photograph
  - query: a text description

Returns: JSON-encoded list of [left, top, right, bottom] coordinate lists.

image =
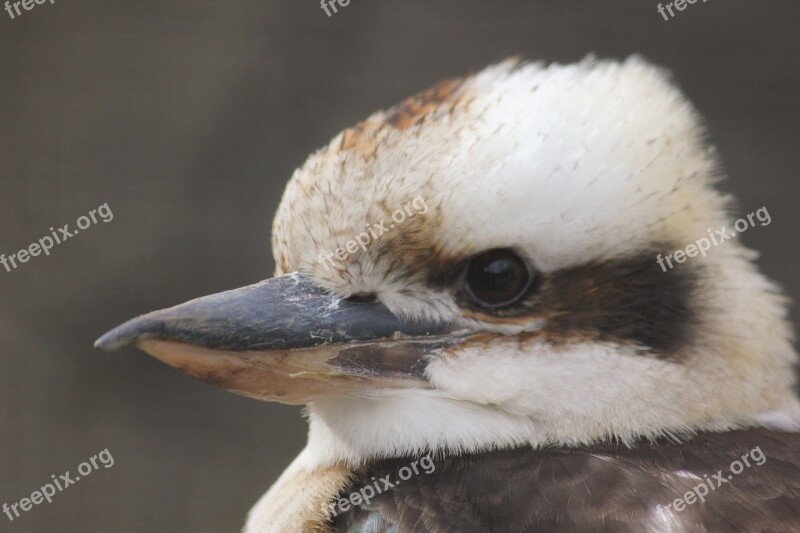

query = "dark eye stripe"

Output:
[[452, 247, 700, 357], [531, 250, 700, 355]]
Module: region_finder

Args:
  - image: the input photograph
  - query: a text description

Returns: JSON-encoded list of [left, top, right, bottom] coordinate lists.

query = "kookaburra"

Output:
[[96, 58, 800, 532]]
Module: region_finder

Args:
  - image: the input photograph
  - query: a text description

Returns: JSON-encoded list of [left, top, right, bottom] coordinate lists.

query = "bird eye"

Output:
[[464, 249, 533, 308]]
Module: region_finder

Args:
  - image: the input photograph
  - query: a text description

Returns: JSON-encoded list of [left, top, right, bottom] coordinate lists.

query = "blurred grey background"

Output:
[[1, 1, 798, 531]]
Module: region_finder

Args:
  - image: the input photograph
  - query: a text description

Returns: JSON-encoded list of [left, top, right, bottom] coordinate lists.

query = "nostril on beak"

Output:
[[346, 292, 378, 304]]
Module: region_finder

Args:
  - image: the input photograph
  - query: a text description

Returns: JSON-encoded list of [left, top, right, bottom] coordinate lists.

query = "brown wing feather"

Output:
[[330, 428, 800, 532]]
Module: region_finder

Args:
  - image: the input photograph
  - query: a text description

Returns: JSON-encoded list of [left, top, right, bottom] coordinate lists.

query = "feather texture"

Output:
[[332, 428, 800, 532]]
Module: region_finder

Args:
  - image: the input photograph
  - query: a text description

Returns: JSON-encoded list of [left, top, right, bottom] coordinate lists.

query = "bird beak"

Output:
[[94, 273, 461, 404]]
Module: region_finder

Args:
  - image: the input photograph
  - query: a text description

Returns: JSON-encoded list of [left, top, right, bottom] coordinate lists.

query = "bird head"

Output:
[[97, 58, 799, 465]]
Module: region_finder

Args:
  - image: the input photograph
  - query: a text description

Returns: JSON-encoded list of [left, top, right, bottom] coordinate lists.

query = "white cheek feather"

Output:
[[301, 338, 799, 468]]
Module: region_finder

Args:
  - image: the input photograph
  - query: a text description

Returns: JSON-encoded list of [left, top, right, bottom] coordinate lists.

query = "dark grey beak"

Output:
[[95, 273, 461, 404]]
